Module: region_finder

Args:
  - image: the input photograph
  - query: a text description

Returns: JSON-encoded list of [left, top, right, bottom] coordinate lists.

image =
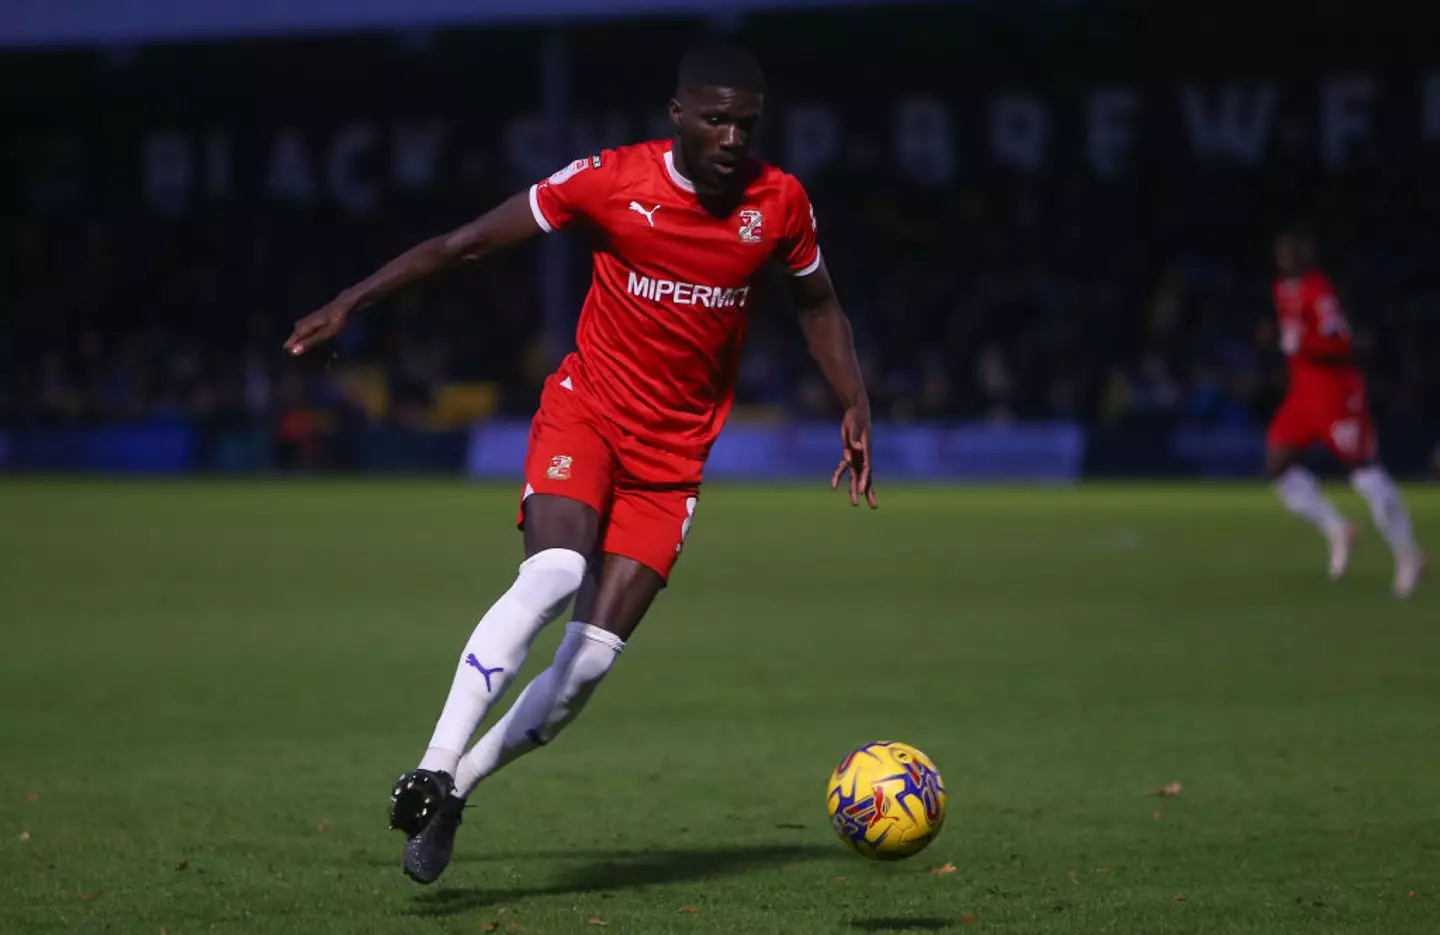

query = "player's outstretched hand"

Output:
[[284, 299, 352, 356], [831, 404, 878, 509]]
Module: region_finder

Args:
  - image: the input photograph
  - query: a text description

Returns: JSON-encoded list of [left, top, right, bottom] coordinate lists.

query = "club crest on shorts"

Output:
[[738, 209, 764, 243], [546, 455, 573, 481]]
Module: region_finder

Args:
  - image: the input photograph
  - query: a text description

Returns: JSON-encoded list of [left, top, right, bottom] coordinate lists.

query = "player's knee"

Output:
[[513, 548, 588, 616], [1265, 446, 1297, 479], [583, 557, 665, 641], [555, 622, 624, 692], [1350, 464, 1392, 497]]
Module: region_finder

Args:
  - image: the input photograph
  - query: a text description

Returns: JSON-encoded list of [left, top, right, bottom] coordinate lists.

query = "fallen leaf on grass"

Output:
[[482, 924, 498, 933], [25, 793, 40, 804], [1095, 867, 1110, 874], [161, 928, 166, 935], [316, 818, 331, 832], [1410, 891, 1417, 899], [506, 923, 519, 933], [831, 876, 848, 883], [586, 918, 607, 927], [678, 905, 700, 914], [1173, 894, 1187, 902], [76, 892, 102, 901], [200, 844, 217, 852], [962, 915, 979, 924], [1068, 871, 1079, 885], [19, 831, 31, 842], [1152, 810, 1162, 820], [930, 863, 958, 875], [174, 861, 189, 872], [1155, 781, 1183, 797]]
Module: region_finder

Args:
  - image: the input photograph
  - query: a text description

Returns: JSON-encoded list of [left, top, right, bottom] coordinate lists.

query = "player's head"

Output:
[[1274, 225, 1316, 276], [669, 41, 766, 194]]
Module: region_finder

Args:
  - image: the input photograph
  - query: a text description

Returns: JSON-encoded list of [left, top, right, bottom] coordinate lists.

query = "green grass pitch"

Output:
[[1, 480, 1437, 934]]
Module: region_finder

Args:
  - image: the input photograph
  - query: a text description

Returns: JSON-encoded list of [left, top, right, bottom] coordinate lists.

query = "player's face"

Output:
[[1274, 234, 1311, 276], [670, 86, 764, 193]]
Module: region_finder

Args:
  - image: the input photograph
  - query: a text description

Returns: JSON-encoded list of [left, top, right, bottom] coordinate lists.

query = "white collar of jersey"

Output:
[[663, 148, 697, 193]]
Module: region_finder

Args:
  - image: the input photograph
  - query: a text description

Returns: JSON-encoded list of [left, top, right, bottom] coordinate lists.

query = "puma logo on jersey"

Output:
[[626, 271, 751, 309], [629, 201, 660, 227]]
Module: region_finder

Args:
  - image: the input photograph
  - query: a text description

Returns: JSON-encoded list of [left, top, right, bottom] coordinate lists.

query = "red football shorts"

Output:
[[1266, 382, 1376, 467], [516, 373, 701, 580]]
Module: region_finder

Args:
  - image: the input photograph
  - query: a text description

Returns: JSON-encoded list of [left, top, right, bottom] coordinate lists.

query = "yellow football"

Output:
[[825, 740, 946, 860]]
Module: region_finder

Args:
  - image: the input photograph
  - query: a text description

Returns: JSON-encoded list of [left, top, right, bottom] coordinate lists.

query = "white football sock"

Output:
[[1275, 466, 1349, 536], [416, 548, 587, 777], [1351, 466, 1419, 557], [453, 622, 623, 797]]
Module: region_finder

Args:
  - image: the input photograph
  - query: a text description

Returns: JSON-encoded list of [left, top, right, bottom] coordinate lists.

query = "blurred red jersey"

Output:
[[1268, 270, 1375, 463], [528, 140, 822, 460], [1272, 270, 1362, 395]]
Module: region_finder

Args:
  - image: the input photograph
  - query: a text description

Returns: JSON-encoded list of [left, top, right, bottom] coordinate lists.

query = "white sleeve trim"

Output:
[[528, 183, 554, 233], [791, 248, 823, 278]]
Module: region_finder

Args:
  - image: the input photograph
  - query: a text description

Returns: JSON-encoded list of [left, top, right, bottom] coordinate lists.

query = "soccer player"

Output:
[[1265, 227, 1423, 597], [284, 42, 877, 883]]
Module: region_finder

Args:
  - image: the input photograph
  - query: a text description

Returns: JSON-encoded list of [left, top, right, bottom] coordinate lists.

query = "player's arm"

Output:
[[790, 265, 868, 415], [788, 263, 877, 508], [284, 192, 542, 355], [776, 178, 875, 507]]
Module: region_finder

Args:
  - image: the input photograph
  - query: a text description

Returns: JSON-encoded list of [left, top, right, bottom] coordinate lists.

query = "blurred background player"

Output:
[[284, 41, 875, 883], [1266, 227, 1424, 597]]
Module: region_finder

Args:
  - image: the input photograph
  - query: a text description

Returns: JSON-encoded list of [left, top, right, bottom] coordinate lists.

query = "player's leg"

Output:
[[395, 493, 609, 884], [402, 551, 665, 885], [1335, 415, 1425, 597], [452, 486, 692, 792], [413, 494, 602, 780], [1268, 402, 1354, 579], [391, 386, 614, 864], [452, 553, 663, 794]]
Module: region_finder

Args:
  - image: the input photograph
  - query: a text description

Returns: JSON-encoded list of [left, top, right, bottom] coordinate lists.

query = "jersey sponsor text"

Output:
[[626, 271, 751, 309]]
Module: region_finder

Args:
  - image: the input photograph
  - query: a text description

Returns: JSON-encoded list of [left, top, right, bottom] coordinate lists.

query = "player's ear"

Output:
[[668, 97, 683, 130]]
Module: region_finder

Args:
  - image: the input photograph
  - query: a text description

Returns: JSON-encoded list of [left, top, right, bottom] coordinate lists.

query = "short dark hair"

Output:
[[676, 41, 766, 96], [1277, 221, 1315, 243]]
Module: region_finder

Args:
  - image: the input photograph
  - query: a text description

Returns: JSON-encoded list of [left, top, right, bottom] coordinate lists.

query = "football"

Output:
[[826, 741, 947, 860]]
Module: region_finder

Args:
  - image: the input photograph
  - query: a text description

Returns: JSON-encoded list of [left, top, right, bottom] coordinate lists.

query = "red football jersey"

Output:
[[528, 140, 821, 459], [1272, 270, 1362, 393]]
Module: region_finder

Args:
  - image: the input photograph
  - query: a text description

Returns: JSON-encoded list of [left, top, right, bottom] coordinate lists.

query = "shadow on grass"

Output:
[[850, 918, 958, 932], [410, 842, 833, 916]]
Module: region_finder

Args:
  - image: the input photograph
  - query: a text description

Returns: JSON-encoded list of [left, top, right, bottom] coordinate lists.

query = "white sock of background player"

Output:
[[1274, 465, 1349, 537], [1350, 465, 1419, 558], [453, 621, 623, 797], [416, 548, 587, 778]]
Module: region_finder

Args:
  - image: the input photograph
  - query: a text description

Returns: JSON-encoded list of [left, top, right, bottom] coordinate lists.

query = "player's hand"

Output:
[[831, 404, 877, 509], [284, 299, 352, 356]]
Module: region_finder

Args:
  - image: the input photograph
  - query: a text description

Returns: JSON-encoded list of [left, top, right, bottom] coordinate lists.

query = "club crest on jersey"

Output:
[[738, 209, 764, 244], [546, 455, 573, 481], [547, 159, 590, 186]]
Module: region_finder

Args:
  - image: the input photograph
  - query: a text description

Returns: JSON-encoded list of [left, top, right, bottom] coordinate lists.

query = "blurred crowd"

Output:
[[7, 167, 1440, 459]]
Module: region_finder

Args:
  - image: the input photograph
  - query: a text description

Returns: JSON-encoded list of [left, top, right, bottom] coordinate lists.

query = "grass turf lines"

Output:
[[1, 480, 1437, 934]]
